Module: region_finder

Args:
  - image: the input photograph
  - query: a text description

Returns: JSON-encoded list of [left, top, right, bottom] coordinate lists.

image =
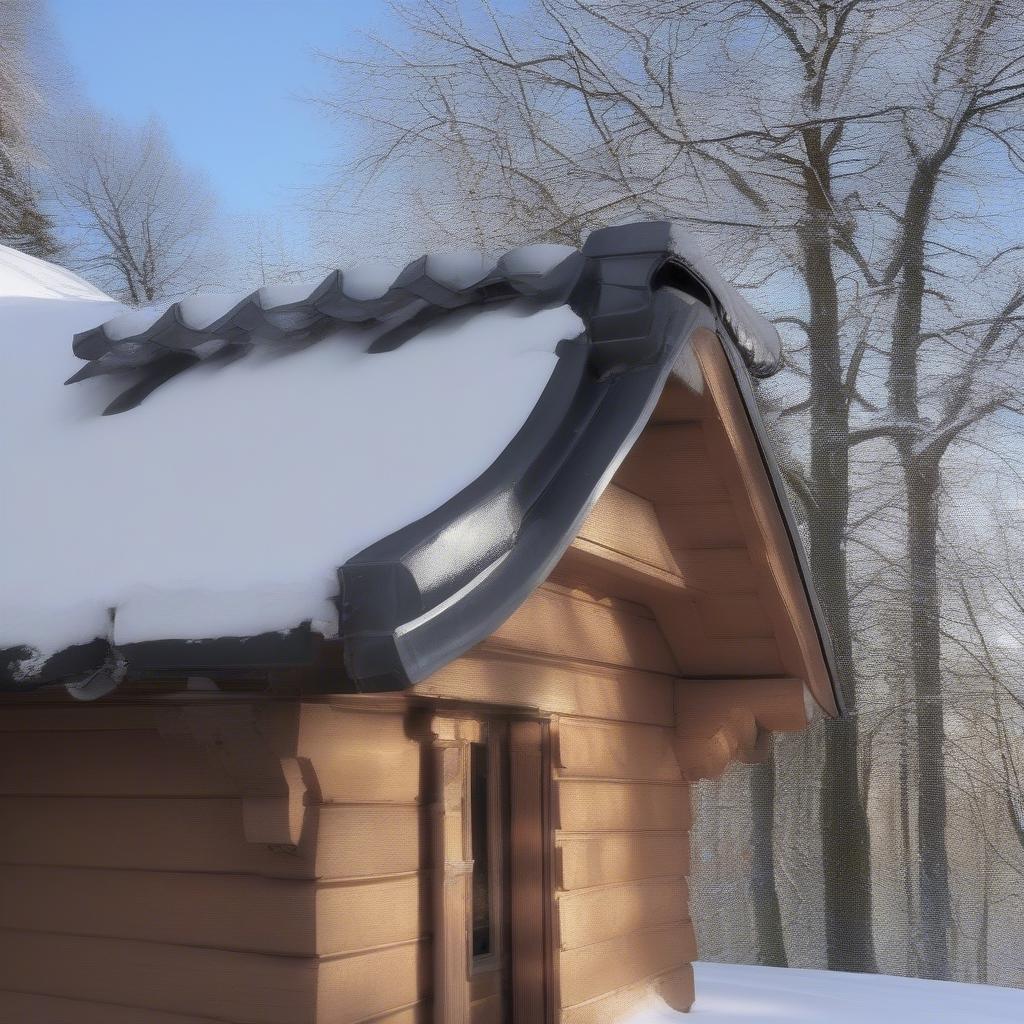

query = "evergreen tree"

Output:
[[0, 0, 58, 257]]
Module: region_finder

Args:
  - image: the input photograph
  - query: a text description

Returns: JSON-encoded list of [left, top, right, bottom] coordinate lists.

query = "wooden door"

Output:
[[430, 715, 551, 1024], [507, 719, 552, 1024]]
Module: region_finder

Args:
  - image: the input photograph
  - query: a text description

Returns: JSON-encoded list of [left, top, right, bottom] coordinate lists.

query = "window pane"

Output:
[[470, 740, 491, 957]]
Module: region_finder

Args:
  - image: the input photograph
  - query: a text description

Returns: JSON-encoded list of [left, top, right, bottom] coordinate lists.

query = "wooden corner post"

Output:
[[430, 716, 474, 1024]]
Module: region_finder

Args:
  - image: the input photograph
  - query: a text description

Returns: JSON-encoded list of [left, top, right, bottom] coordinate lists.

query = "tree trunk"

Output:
[[799, 168, 879, 973], [750, 739, 788, 967], [809, 401, 878, 974], [888, 153, 953, 977], [819, 648, 878, 973], [899, 687, 916, 975], [978, 840, 990, 985], [905, 459, 951, 978]]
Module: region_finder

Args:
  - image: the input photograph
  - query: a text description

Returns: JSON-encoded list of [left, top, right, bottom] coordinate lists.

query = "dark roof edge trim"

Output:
[[339, 289, 710, 691], [711, 331, 846, 717]]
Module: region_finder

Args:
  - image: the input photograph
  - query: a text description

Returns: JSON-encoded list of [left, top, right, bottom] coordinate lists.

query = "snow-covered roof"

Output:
[[0, 222, 793, 694], [0, 244, 110, 303]]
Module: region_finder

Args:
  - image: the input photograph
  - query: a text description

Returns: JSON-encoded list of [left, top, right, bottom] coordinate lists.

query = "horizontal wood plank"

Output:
[[0, 795, 305, 876], [0, 931, 428, 1024], [559, 539, 688, 600], [649, 597, 783, 678], [555, 780, 690, 833], [0, 798, 423, 880], [416, 652, 674, 726], [557, 879, 688, 949], [555, 718, 681, 782], [317, 940, 429, 1024], [0, 730, 234, 797], [614, 423, 727, 505], [0, 705, 419, 804], [314, 805, 425, 880], [560, 964, 694, 1024], [672, 637, 783, 677], [653, 503, 744, 549], [0, 930, 316, 1024], [0, 991, 432, 1024], [296, 706, 421, 806], [555, 832, 689, 891], [670, 548, 756, 594], [557, 921, 696, 1007], [317, 877, 426, 956], [489, 584, 677, 675], [0, 866, 425, 957], [695, 594, 774, 639], [577, 483, 681, 574], [0, 990, 225, 1024]]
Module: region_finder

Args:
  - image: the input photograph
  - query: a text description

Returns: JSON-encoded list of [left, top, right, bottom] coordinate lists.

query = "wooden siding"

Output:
[[556, 832, 690, 892], [0, 931, 428, 1024], [557, 923, 696, 1007], [416, 649, 675, 727], [552, 714, 694, 1019], [413, 561, 696, 1021], [489, 581, 678, 675], [559, 965, 694, 1024], [0, 696, 431, 1024], [0, 797, 423, 879], [557, 879, 688, 949], [0, 991, 231, 1024]]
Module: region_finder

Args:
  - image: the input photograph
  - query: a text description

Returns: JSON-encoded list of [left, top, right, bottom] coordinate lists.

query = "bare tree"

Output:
[[229, 213, 313, 289], [750, 740, 788, 967], [0, 0, 57, 257], [52, 114, 218, 304], [854, 4, 1024, 975], [940, 505, 1024, 982], [316, 0, 1024, 978]]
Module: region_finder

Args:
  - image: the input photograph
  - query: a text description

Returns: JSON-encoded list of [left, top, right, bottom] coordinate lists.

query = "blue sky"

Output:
[[48, 0, 388, 218]]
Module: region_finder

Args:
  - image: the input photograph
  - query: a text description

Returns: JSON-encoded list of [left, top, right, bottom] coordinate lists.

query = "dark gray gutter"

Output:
[[339, 286, 706, 691]]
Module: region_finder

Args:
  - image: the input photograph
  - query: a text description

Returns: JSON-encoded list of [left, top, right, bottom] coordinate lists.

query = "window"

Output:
[[470, 740, 492, 958]]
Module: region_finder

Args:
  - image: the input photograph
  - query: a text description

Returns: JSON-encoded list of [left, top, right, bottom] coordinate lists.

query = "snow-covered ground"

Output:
[[628, 963, 1024, 1023]]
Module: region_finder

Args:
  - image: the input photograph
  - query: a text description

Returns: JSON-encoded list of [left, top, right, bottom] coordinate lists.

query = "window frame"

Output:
[[469, 722, 506, 977]]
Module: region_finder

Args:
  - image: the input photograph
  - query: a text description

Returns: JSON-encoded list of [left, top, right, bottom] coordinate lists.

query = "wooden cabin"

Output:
[[0, 222, 841, 1024]]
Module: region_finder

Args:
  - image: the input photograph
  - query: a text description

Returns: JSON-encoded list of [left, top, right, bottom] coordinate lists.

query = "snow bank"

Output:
[[0, 244, 583, 676], [0, 246, 110, 302], [626, 963, 1024, 1023]]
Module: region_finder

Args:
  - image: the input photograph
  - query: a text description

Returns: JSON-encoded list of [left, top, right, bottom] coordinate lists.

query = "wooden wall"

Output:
[[0, 696, 431, 1024], [413, 330, 824, 1020], [552, 715, 696, 1023], [417, 582, 698, 1021]]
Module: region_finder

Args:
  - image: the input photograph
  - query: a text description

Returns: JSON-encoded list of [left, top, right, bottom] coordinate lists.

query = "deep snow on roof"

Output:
[[629, 962, 1024, 1023], [0, 243, 583, 680], [0, 246, 110, 302]]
